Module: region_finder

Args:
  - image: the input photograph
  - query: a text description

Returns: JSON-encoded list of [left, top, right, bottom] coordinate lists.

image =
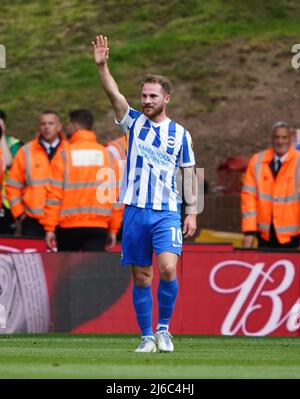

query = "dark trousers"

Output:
[[258, 224, 300, 249], [22, 216, 45, 237], [0, 206, 16, 235], [56, 227, 108, 252], [116, 225, 123, 242]]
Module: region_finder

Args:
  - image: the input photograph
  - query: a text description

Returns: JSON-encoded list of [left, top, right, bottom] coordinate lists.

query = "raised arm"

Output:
[[92, 35, 128, 122]]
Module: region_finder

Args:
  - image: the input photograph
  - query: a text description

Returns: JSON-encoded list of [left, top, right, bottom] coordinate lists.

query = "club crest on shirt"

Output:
[[167, 136, 176, 148]]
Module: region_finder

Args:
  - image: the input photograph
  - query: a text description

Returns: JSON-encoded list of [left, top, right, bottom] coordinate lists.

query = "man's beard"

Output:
[[142, 104, 164, 120]]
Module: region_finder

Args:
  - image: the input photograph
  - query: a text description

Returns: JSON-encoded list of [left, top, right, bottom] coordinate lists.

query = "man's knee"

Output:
[[132, 266, 153, 287], [159, 263, 177, 281], [158, 252, 178, 281]]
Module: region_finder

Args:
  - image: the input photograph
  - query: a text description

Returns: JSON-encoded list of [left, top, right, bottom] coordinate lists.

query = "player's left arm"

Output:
[[181, 166, 197, 238]]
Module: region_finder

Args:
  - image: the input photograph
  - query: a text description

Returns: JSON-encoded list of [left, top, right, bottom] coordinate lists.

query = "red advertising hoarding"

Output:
[[0, 237, 299, 336], [0, 236, 47, 253]]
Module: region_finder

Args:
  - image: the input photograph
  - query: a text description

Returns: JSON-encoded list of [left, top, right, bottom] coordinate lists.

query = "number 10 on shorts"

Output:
[[170, 227, 182, 246]]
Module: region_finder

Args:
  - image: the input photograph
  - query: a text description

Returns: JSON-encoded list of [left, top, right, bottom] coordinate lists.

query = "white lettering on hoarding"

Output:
[[209, 260, 300, 336], [286, 301, 300, 331], [0, 305, 6, 328], [0, 245, 41, 253]]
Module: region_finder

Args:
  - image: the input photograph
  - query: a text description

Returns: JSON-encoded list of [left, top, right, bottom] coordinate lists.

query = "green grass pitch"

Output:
[[0, 334, 299, 379]]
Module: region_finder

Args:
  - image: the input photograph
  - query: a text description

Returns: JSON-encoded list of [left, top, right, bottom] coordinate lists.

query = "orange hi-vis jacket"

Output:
[[241, 147, 300, 244], [0, 148, 3, 207], [6, 134, 66, 221], [43, 130, 122, 233], [106, 135, 127, 161]]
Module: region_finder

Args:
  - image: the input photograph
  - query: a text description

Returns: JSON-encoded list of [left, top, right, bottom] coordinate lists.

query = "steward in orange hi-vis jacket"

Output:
[[106, 135, 127, 161], [6, 111, 66, 237], [44, 109, 122, 252], [241, 121, 300, 249]]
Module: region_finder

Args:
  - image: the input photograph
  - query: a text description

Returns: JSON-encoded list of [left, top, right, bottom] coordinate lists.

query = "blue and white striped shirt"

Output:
[[116, 107, 195, 212]]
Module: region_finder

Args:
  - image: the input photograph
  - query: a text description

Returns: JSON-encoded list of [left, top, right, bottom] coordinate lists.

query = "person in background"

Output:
[[44, 109, 122, 252], [6, 110, 65, 237], [241, 121, 300, 249], [106, 135, 127, 161], [0, 110, 23, 235]]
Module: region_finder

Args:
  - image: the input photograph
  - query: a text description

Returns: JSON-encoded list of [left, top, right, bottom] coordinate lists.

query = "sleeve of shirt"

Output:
[[115, 106, 141, 134], [179, 130, 196, 167]]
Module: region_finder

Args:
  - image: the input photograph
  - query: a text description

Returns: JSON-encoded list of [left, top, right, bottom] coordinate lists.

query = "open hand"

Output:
[[45, 231, 57, 252], [91, 35, 109, 66], [105, 232, 117, 251], [182, 214, 197, 239], [243, 235, 255, 248]]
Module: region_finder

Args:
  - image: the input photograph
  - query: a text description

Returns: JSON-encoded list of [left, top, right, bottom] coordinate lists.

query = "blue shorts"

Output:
[[121, 205, 182, 266]]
